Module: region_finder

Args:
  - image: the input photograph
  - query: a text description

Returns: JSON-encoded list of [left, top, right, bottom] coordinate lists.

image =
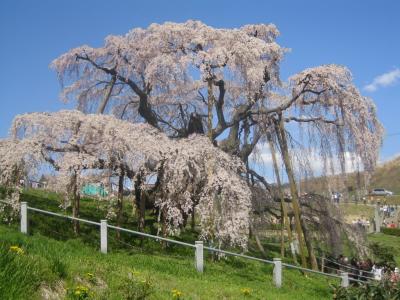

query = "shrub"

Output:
[[369, 242, 396, 267], [382, 227, 400, 237], [331, 280, 400, 299]]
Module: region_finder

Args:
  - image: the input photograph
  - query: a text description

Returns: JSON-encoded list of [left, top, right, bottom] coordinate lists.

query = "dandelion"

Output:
[[240, 287, 251, 296], [172, 288, 183, 299], [85, 272, 96, 283], [71, 285, 91, 299], [9, 245, 24, 255]]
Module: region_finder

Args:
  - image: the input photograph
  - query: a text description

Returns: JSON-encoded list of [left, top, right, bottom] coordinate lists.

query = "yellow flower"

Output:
[[9, 245, 24, 255], [240, 287, 251, 295], [132, 269, 141, 276], [172, 288, 183, 298]]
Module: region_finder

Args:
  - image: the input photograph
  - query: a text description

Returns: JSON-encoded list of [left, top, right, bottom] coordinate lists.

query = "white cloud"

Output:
[[364, 68, 400, 92]]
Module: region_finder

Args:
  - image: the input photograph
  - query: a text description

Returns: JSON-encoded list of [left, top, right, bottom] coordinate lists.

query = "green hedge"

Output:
[[382, 227, 400, 236]]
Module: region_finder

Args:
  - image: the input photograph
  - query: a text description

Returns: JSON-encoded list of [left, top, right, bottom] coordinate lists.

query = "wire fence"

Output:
[[0, 199, 377, 287], [107, 224, 196, 248], [316, 256, 374, 275]]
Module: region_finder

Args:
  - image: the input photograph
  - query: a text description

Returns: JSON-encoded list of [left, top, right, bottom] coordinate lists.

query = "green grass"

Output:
[[339, 203, 375, 221], [368, 233, 400, 266], [0, 188, 341, 299], [0, 226, 337, 299], [365, 195, 400, 205]]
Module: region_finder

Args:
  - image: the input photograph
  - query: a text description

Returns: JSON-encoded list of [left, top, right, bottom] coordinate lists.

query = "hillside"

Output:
[[0, 189, 338, 300], [0, 225, 340, 300], [296, 155, 400, 199], [370, 156, 400, 194]]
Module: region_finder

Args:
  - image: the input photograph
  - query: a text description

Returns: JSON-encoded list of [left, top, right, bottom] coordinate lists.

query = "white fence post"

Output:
[[100, 220, 108, 254], [375, 204, 381, 233], [273, 258, 282, 288], [195, 241, 203, 273], [341, 272, 349, 287], [20, 202, 28, 234]]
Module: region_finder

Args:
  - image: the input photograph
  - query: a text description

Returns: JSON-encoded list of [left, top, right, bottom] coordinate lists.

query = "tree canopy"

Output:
[[51, 20, 383, 178], [0, 21, 384, 259], [1, 110, 251, 247]]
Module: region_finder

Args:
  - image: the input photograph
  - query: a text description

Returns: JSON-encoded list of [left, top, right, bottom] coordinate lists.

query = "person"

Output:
[[372, 264, 383, 281], [332, 192, 338, 204], [360, 259, 373, 280], [391, 267, 400, 283]]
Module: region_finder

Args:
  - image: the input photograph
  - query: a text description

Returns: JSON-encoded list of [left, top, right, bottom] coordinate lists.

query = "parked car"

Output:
[[370, 188, 393, 196]]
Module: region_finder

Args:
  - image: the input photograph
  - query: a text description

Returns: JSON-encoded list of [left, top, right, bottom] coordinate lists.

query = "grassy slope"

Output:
[[0, 189, 338, 300], [0, 226, 338, 300], [370, 156, 400, 195], [339, 203, 375, 222], [296, 156, 400, 202], [368, 233, 400, 266]]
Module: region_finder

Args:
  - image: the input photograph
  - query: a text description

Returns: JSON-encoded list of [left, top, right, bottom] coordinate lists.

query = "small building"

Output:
[[28, 179, 47, 189]]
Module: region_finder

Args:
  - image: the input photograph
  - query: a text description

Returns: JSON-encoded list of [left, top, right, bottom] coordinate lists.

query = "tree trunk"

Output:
[[287, 217, 298, 264], [267, 131, 292, 259], [161, 208, 168, 249], [191, 205, 196, 231], [97, 75, 116, 114], [275, 116, 308, 268], [134, 173, 145, 232], [249, 221, 267, 258], [71, 174, 80, 235], [301, 219, 318, 270], [336, 124, 348, 201], [116, 171, 124, 240], [207, 79, 215, 141], [72, 194, 80, 235]]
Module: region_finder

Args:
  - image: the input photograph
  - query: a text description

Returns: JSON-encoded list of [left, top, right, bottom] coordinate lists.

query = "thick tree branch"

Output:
[[76, 54, 159, 128], [285, 116, 342, 125]]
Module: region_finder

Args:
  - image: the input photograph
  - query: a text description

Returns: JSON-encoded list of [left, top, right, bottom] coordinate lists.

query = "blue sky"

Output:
[[0, 0, 399, 163]]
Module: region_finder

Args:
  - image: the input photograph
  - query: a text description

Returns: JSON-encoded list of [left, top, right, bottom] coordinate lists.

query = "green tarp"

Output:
[[82, 184, 108, 197]]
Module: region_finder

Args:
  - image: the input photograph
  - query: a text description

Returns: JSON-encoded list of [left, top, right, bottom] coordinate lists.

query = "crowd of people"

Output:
[[349, 204, 399, 230], [351, 217, 370, 228], [324, 255, 400, 284]]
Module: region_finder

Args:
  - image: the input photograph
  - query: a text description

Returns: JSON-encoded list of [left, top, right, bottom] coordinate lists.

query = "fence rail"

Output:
[[0, 199, 376, 288], [107, 224, 196, 248]]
